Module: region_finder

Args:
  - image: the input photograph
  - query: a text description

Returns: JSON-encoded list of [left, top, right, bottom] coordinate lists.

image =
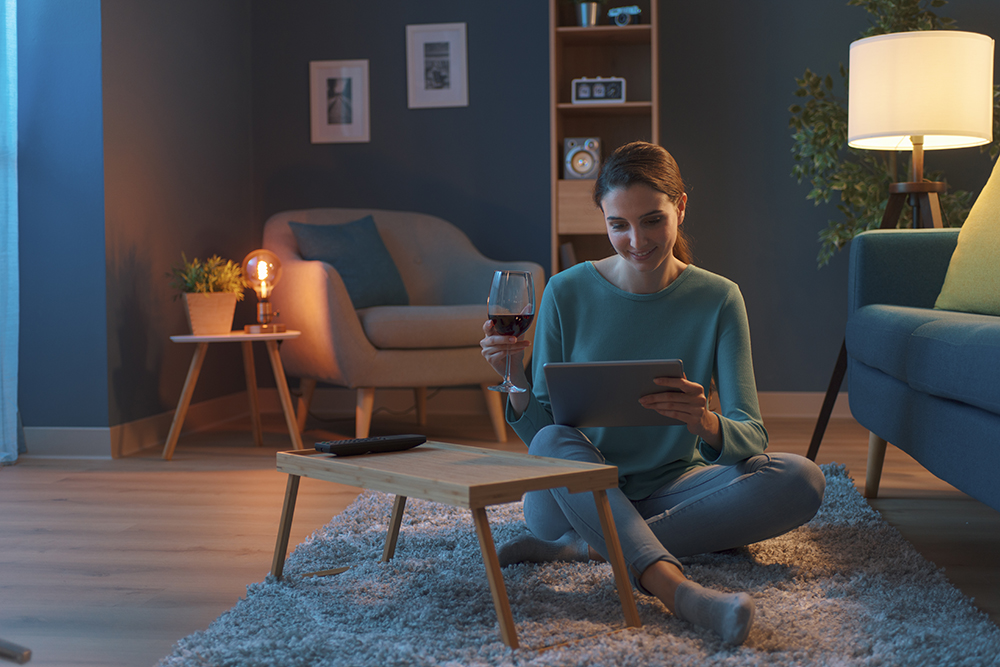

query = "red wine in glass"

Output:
[[491, 314, 535, 338], [487, 270, 535, 393]]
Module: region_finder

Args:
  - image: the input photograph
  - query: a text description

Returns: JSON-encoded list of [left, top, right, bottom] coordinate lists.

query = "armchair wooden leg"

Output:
[[414, 388, 427, 426], [356, 387, 375, 438], [865, 432, 888, 499], [296, 378, 317, 434], [481, 383, 508, 443]]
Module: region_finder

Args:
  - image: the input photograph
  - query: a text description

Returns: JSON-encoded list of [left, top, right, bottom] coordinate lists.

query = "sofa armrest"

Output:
[[848, 229, 959, 314]]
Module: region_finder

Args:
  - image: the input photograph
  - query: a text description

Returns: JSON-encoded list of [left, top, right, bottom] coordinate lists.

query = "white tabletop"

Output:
[[170, 330, 301, 343]]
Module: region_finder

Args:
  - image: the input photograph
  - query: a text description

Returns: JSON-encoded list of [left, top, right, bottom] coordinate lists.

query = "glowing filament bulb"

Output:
[[242, 249, 282, 301]]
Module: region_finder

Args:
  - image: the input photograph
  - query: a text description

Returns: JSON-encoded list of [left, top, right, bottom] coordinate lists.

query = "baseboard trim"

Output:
[[21, 427, 115, 459], [757, 391, 850, 419], [21, 389, 851, 458]]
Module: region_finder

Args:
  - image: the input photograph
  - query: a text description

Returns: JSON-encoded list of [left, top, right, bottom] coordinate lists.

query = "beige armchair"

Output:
[[263, 208, 545, 441]]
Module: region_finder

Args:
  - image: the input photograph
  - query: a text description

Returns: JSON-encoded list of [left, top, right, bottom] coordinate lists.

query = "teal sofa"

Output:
[[846, 228, 1000, 512]]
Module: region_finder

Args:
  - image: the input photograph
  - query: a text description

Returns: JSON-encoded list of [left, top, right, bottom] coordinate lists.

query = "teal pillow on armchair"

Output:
[[289, 215, 410, 309]]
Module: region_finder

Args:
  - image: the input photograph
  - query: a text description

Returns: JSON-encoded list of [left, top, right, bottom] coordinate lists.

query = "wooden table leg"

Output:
[[382, 495, 408, 562], [271, 474, 301, 579], [242, 341, 264, 447], [265, 340, 305, 450], [472, 506, 518, 648], [296, 377, 317, 434], [593, 489, 642, 629], [162, 342, 210, 460]]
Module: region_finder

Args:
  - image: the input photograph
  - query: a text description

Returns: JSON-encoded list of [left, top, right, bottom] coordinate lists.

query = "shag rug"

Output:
[[158, 465, 1000, 666]]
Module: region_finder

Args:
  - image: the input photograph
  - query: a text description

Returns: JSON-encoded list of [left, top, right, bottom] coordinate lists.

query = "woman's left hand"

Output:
[[638, 375, 721, 446]]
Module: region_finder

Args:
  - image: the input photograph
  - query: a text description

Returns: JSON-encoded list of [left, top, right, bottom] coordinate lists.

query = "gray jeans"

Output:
[[523, 425, 826, 590]]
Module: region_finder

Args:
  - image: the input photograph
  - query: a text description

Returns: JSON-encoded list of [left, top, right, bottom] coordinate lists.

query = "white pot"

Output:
[[577, 2, 599, 26], [183, 292, 238, 335]]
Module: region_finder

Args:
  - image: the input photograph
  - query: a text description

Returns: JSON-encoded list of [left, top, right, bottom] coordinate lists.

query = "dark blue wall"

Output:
[[102, 0, 255, 426], [250, 0, 552, 272], [16, 0, 1000, 437], [18, 0, 110, 428]]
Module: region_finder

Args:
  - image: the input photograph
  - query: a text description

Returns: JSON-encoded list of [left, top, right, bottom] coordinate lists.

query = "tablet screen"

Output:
[[543, 359, 686, 428]]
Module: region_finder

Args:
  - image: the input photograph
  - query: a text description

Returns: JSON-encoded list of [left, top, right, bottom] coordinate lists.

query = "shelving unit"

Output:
[[549, 0, 659, 272]]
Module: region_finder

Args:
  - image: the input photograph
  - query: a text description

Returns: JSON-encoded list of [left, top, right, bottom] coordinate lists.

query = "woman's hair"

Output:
[[592, 141, 692, 263]]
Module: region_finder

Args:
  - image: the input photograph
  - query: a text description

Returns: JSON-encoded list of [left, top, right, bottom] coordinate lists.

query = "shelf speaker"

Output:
[[563, 137, 601, 180]]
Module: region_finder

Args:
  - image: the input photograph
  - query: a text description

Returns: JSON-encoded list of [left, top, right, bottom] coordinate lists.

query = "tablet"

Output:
[[543, 359, 686, 428]]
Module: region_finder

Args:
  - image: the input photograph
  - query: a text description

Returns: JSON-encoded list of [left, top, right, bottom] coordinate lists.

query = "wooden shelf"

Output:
[[550, 0, 658, 272], [549, 0, 660, 273], [557, 179, 605, 235], [556, 24, 652, 46], [557, 101, 653, 116]]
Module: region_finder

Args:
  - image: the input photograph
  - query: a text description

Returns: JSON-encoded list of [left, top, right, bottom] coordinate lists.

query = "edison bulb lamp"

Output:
[[242, 249, 285, 333]]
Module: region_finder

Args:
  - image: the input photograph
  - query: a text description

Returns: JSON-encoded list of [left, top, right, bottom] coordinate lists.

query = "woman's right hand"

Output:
[[480, 319, 531, 380]]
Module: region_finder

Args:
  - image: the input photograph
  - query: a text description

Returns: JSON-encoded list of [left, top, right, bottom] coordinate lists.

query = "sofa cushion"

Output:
[[846, 305, 948, 383], [289, 215, 410, 309], [907, 313, 1000, 416], [358, 304, 485, 349], [935, 156, 1000, 316]]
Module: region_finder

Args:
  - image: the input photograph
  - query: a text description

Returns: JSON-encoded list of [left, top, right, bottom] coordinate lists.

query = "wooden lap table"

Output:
[[271, 442, 642, 648]]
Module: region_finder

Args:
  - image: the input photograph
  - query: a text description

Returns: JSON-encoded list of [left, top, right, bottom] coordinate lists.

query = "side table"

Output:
[[271, 442, 642, 648], [162, 330, 304, 460]]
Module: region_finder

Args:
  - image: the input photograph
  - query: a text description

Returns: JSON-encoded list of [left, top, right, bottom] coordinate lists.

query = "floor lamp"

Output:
[[806, 30, 995, 461]]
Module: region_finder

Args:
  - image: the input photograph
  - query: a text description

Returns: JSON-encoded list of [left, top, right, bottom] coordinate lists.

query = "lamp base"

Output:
[[245, 323, 287, 334]]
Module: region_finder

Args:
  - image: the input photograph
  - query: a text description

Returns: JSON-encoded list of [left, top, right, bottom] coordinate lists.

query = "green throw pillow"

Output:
[[935, 158, 1000, 316], [290, 216, 410, 309]]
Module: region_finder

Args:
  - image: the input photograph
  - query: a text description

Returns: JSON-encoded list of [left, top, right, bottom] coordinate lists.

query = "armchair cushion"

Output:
[[289, 215, 410, 309], [357, 304, 486, 349], [935, 157, 1000, 316]]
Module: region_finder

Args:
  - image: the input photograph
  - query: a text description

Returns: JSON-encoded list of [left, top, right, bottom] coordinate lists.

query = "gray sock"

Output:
[[497, 530, 590, 567], [673, 580, 755, 646]]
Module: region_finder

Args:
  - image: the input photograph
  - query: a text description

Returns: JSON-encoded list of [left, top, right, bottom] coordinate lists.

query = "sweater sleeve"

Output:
[[505, 278, 560, 446], [698, 285, 768, 465]]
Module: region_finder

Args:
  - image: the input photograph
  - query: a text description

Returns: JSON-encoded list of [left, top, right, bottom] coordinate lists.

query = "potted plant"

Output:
[[168, 254, 246, 335]]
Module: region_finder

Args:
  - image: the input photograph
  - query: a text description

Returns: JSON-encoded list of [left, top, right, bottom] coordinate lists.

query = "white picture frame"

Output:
[[310, 60, 370, 143], [406, 23, 468, 109]]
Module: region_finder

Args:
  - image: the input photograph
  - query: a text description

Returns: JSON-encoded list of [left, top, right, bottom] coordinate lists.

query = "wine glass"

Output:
[[487, 270, 535, 393]]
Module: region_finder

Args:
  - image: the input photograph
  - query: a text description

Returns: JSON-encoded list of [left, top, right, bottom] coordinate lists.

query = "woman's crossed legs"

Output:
[[498, 425, 826, 644]]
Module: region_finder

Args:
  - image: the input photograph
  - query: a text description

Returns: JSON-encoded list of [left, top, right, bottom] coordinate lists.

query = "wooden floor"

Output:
[[1, 410, 998, 666]]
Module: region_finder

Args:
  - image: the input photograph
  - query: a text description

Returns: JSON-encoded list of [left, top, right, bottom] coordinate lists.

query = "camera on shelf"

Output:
[[607, 5, 642, 26]]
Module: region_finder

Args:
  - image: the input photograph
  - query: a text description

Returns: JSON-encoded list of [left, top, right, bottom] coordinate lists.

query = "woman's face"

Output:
[[601, 183, 686, 278]]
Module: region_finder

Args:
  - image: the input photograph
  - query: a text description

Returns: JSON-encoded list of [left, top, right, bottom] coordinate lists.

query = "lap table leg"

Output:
[[162, 342, 210, 460], [592, 489, 641, 628], [382, 495, 408, 562], [271, 474, 301, 580], [472, 506, 519, 649]]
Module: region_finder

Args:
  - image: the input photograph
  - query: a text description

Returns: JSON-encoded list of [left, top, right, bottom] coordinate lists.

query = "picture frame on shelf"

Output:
[[309, 59, 370, 143], [406, 23, 468, 109]]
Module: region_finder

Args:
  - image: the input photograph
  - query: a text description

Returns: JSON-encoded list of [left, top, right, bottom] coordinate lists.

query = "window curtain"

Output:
[[1, 0, 18, 465]]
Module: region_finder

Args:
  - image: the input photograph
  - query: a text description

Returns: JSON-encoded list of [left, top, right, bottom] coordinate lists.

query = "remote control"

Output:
[[314, 434, 427, 457]]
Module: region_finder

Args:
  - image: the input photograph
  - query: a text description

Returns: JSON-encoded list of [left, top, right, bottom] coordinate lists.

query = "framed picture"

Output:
[[406, 23, 468, 109], [310, 60, 370, 143]]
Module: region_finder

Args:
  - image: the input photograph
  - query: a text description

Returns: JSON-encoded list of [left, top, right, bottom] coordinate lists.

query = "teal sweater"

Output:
[[509, 262, 768, 500]]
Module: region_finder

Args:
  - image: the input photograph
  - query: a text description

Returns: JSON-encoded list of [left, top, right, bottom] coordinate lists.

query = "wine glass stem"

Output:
[[504, 352, 512, 385]]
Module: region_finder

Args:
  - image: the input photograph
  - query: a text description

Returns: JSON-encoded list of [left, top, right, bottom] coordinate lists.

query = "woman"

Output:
[[480, 141, 825, 645]]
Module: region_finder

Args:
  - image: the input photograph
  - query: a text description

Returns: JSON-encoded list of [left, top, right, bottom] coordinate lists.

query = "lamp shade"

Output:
[[848, 30, 994, 151]]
